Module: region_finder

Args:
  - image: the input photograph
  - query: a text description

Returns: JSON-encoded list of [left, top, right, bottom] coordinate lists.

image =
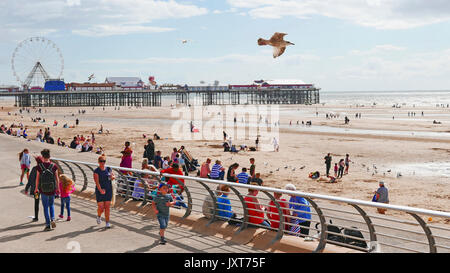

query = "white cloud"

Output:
[[0, 0, 208, 39], [81, 52, 321, 65], [72, 25, 175, 37], [338, 48, 450, 81], [350, 44, 406, 56], [226, 0, 450, 29]]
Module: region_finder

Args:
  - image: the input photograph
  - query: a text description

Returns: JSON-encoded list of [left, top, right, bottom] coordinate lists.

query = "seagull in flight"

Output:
[[258, 32, 295, 58], [88, 73, 95, 81]]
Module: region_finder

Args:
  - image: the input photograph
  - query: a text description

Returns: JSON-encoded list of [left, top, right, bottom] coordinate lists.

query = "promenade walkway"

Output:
[[0, 135, 266, 253]]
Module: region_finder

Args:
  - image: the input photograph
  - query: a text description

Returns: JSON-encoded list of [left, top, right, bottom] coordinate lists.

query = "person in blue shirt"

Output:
[[237, 168, 250, 184], [285, 183, 312, 236], [216, 185, 238, 224], [153, 151, 163, 169]]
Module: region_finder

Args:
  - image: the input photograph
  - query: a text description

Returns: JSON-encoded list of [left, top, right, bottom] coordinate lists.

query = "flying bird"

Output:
[[88, 73, 95, 81], [258, 32, 295, 58]]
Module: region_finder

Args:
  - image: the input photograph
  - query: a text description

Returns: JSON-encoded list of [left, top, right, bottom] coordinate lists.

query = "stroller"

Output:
[[181, 149, 199, 173]]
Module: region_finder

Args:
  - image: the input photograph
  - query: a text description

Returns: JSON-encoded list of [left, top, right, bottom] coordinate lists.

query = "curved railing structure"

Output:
[[52, 157, 450, 253]]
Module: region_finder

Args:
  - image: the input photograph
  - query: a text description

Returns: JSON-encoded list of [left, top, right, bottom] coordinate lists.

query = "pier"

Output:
[[1, 88, 320, 107]]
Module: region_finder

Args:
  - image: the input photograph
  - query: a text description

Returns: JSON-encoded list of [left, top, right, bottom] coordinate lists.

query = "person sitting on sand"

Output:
[[210, 160, 225, 180], [226, 163, 239, 182]]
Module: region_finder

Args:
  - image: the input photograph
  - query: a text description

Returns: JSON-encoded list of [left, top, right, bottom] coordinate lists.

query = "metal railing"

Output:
[[51, 157, 450, 253]]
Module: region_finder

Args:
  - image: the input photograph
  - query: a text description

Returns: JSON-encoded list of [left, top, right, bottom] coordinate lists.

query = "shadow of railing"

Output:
[[52, 157, 450, 253]]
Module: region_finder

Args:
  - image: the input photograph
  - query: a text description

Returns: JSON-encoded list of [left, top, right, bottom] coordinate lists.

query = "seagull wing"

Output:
[[273, 46, 286, 58], [270, 32, 287, 42]]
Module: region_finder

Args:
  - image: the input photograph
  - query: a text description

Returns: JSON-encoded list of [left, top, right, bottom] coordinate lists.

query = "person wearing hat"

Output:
[[152, 183, 176, 245], [375, 181, 389, 214], [285, 183, 312, 236]]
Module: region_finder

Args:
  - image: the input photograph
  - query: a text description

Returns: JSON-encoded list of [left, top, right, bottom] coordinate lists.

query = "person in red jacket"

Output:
[[160, 163, 185, 193], [267, 191, 290, 230], [244, 186, 270, 228]]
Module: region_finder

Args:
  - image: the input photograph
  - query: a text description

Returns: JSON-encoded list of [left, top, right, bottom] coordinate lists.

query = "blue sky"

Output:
[[1, 0, 450, 91]]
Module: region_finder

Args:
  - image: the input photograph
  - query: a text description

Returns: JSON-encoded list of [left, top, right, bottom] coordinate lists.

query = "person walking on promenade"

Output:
[[58, 174, 76, 221], [344, 154, 351, 175], [285, 184, 312, 236], [94, 155, 115, 228], [24, 156, 43, 222], [143, 139, 155, 164], [337, 159, 345, 178], [120, 141, 133, 174], [19, 148, 31, 185], [152, 183, 176, 245], [34, 149, 60, 231], [374, 181, 389, 214], [324, 153, 332, 177]]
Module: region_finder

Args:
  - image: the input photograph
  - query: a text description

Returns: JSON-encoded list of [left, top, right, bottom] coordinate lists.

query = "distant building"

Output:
[[66, 82, 115, 91], [0, 85, 20, 92], [105, 77, 144, 89]]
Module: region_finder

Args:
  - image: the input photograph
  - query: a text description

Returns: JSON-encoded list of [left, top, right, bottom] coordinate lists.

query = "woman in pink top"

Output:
[[120, 141, 133, 174], [58, 174, 76, 221], [200, 158, 211, 178]]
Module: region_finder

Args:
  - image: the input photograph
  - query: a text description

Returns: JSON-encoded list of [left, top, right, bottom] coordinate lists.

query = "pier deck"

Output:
[[1, 88, 320, 107]]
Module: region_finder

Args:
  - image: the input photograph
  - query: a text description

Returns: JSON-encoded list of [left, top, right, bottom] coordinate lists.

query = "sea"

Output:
[[320, 90, 450, 107]]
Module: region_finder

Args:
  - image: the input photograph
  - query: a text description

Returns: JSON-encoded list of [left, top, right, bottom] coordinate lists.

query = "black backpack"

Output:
[[343, 227, 367, 248], [39, 163, 56, 193], [316, 220, 345, 243]]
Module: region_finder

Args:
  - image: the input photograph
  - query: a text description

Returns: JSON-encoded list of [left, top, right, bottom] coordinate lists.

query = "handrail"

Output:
[[52, 157, 450, 253]]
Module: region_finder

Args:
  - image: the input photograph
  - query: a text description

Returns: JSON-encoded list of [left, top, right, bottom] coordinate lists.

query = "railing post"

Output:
[[59, 161, 76, 183], [196, 181, 218, 226], [261, 191, 284, 244], [304, 197, 327, 253], [51, 160, 64, 175], [72, 162, 88, 192], [169, 177, 192, 218], [349, 204, 379, 253], [229, 185, 249, 233], [408, 213, 437, 253]]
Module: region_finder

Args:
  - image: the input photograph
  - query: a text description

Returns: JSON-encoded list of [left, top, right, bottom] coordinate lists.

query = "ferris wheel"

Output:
[[11, 37, 64, 89]]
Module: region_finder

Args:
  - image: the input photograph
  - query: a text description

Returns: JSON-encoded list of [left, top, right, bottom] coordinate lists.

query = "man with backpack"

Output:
[[34, 149, 60, 231]]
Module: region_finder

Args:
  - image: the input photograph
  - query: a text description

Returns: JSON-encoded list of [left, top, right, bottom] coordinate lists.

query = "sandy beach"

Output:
[[1, 96, 450, 223]]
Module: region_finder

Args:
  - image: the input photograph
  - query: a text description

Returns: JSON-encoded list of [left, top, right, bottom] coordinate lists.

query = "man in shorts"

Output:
[[152, 183, 176, 245]]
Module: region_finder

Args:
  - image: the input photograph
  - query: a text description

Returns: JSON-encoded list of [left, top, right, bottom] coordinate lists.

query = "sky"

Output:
[[1, 0, 450, 91]]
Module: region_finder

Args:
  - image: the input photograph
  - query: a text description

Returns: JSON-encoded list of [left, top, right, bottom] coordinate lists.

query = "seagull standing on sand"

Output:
[[258, 32, 295, 58]]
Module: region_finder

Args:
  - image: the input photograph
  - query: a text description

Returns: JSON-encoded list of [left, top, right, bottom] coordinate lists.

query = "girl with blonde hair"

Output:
[[59, 174, 76, 221]]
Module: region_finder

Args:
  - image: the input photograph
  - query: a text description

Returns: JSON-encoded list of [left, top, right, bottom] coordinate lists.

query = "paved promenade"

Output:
[[0, 135, 266, 253]]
